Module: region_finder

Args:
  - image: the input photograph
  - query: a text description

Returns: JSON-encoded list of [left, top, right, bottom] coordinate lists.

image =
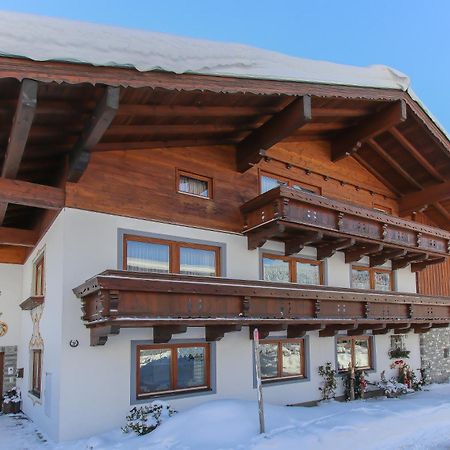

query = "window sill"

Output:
[[137, 386, 211, 400], [177, 190, 211, 200], [28, 390, 42, 405], [263, 375, 306, 384]]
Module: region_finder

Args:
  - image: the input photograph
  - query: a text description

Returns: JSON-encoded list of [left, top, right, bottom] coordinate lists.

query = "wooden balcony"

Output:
[[73, 270, 450, 346], [241, 186, 450, 271]]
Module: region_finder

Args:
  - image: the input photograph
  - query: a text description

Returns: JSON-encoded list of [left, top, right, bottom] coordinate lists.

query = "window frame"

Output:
[[336, 336, 373, 372], [176, 169, 213, 200], [260, 338, 306, 382], [34, 254, 45, 297], [123, 234, 221, 276], [262, 253, 324, 285], [30, 349, 42, 398], [259, 170, 321, 195], [351, 265, 394, 291], [136, 342, 211, 398]]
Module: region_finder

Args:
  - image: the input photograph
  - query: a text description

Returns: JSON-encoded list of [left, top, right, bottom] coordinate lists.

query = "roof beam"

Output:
[[331, 100, 407, 161], [353, 153, 401, 196], [0, 178, 65, 210], [399, 180, 450, 215], [68, 86, 120, 182], [390, 128, 445, 182], [0, 79, 38, 224], [236, 95, 312, 172], [0, 227, 38, 247], [366, 139, 422, 189], [0, 245, 28, 264], [117, 104, 281, 118]]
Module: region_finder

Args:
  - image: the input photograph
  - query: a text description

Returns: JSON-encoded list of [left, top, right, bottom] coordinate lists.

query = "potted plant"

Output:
[[2, 388, 21, 414]]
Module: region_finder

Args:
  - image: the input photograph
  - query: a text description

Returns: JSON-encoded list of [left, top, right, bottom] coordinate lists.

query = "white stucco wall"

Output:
[[15, 214, 65, 441], [2, 207, 421, 441], [46, 208, 421, 441], [0, 263, 23, 346]]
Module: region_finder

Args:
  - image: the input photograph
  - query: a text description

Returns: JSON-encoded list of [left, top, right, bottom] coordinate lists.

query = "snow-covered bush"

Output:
[[318, 362, 337, 400], [122, 401, 176, 436], [376, 370, 410, 397], [2, 388, 21, 404]]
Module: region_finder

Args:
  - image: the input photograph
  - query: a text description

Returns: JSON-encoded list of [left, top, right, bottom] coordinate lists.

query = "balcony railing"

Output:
[[74, 270, 450, 346], [241, 186, 450, 271]]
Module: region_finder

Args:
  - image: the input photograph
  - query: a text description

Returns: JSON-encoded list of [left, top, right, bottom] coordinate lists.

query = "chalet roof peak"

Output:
[[0, 10, 410, 91]]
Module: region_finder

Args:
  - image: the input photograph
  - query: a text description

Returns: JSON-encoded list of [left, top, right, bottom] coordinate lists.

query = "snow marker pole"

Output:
[[253, 327, 266, 434]]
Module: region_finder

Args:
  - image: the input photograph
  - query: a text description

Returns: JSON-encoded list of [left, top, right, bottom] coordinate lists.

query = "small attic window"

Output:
[[177, 170, 212, 199]]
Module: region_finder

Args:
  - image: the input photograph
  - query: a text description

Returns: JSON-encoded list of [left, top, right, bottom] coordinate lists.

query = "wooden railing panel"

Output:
[[241, 186, 450, 269]]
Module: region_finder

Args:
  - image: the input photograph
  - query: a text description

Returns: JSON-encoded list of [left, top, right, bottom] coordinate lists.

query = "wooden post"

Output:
[[253, 328, 265, 434], [349, 363, 355, 401]]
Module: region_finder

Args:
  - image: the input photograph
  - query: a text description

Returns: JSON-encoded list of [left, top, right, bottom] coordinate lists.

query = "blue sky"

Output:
[[0, 0, 449, 131]]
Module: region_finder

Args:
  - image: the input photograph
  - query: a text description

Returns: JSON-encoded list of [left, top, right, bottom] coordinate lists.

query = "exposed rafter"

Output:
[[366, 138, 422, 189], [0, 178, 65, 210], [399, 180, 450, 216], [236, 95, 312, 172], [0, 227, 38, 247], [353, 153, 401, 196], [331, 100, 407, 161], [390, 128, 445, 182], [0, 79, 38, 224], [68, 86, 120, 182]]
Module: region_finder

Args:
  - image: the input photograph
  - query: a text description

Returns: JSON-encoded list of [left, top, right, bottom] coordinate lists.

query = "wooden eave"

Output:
[[73, 270, 450, 346], [241, 186, 450, 271], [0, 56, 449, 262]]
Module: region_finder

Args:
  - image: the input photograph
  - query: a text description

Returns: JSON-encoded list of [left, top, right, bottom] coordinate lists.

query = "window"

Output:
[[260, 339, 305, 381], [351, 266, 393, 291], [123, 235, 220, 277], [136, 343, 210, 398], [176, 170, 212, 199], [259, 171, 320, 195], [337, 336, 372, 371], [31, 349, 42, 398], [34, 255, 45, 296], [262, 254, 323, 285]]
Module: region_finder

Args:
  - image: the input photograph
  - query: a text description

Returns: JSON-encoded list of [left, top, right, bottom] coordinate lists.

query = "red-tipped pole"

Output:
[[253, 327, 265, 434]]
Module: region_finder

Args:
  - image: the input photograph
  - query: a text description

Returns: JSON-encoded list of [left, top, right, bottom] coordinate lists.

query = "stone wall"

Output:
[[420, 329, 450, 383], [1, 345, 17, 395]]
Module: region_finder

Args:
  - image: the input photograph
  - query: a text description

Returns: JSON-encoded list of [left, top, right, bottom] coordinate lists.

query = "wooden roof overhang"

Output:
[[241, 186, 450, 271], [73, 270, 450, 346], [0, 57, 449, 263]]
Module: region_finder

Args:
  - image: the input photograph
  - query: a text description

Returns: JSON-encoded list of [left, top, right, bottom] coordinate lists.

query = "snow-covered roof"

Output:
[[0, 11, 411, 91], [0, 11, 448, 143]]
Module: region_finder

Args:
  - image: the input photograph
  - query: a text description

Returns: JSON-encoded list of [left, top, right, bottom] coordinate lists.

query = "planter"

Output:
[[2, 401, 21, 414]]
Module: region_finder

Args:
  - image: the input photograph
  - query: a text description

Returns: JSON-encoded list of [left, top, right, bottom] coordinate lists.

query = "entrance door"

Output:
[[0, 352, 4, 397]]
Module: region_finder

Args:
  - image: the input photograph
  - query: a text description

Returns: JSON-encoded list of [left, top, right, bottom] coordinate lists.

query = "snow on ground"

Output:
[[3, 384, 450, 450]]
